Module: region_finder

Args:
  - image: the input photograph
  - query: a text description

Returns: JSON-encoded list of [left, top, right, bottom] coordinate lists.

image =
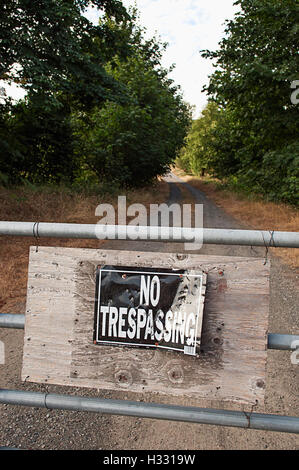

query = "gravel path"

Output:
[[0, 174, 298, 450]]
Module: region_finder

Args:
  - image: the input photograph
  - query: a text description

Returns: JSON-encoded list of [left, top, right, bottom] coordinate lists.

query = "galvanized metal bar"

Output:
[[0, 447, 20, 450], [268, 333, 299, 351], [0, 314, 25, 330], [0, 388, 298, 434], [0, 314, 298, 353], [0, 221, 298, 248]]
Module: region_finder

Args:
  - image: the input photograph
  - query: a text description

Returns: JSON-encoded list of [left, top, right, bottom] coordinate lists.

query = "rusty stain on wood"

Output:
[[22, 247, 270, 405]]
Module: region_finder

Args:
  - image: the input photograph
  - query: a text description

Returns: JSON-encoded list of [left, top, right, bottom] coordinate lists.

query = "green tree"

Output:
[[200, 0, 299, 204], [0, 1, 133, 184], [0, 4, 191, 188], [0, 0, 129, 110], [73, 14, 191, 187], [178, 102, 220, 176]]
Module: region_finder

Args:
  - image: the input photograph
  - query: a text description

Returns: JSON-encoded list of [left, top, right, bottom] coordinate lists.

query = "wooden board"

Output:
[[22, 247, 270, 405]]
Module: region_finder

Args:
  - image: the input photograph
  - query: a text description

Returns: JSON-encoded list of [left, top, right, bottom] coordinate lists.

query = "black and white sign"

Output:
[[93, 266, 206, 356]]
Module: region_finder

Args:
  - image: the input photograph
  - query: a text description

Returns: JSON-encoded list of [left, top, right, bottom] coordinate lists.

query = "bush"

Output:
[[259, 143, 299, 205]]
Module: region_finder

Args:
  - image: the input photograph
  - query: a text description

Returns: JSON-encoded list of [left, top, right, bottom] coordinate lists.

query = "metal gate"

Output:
[[0, 221, 299, 436]]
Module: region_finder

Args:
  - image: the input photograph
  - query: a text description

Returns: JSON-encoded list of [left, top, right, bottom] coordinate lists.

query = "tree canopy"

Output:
[[179, 0, 299, 205], [0, 0, 130, 110], [72, 11, 191, 187], [0, 3, 191, 187]]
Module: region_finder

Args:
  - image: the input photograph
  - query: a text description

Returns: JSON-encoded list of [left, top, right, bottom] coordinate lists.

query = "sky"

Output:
[[2, 1, 239, 117], [87, 0, 239, 118]]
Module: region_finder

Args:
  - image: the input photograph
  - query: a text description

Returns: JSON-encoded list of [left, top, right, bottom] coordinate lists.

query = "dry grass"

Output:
[[1, 169, 297, 315], [0, 180, 170, 313], [173, 168, 299, 268]]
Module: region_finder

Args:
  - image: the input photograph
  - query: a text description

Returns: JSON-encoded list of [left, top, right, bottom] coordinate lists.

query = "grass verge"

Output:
[[0, 179, 169, 313], [173, 167, 299, 268]]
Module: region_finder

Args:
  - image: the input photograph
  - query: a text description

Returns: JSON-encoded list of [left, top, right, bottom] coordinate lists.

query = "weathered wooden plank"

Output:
[[22, 247, 270, 405]]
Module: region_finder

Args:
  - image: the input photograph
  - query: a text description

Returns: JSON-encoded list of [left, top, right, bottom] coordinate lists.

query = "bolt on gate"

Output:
[[0, 221, 299, 438]]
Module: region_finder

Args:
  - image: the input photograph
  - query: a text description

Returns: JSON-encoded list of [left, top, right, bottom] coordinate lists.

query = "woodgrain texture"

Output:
[[22, 247, 270, 405]]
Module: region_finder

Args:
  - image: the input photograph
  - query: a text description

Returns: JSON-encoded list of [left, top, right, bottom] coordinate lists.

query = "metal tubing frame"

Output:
[[0, 314, 25, 330], [0, 223, 298, 436], [1, 314, 299, 352], [268, 333, 299, 351], [0, 388, 298, 434], [0, 221, 299, 247]]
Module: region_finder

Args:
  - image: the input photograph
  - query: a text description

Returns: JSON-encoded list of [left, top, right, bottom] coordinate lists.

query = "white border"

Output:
[[95, 269, 102, 343], [100, 268, 203, 278], [95, 268, 203, 356]]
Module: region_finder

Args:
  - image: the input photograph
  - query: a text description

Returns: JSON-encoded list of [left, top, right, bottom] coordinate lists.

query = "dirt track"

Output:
[[0, 173, 298, 450]]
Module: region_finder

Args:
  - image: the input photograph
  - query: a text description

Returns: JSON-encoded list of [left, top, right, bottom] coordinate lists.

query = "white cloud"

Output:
[[122, 0, 239, 117], [0, 80, 26, 103], [83, 4, 103, 24]]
